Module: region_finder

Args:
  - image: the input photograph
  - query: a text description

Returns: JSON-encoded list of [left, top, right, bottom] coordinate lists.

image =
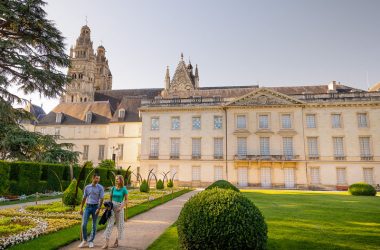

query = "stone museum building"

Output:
[[26, 25, 380, 189]]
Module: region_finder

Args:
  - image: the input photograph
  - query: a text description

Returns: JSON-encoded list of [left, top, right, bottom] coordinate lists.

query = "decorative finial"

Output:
[[180, 52, 184, 61], [189, 57, 191, 65], [85, 16, 88, 25]]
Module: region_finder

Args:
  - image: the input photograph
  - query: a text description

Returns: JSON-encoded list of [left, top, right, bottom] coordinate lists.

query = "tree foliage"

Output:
[[0, 0, 70, 112], [97, 159, 115, 169]]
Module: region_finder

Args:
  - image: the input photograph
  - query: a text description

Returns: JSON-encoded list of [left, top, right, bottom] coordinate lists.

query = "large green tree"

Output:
[[0, 0, 70, 121]]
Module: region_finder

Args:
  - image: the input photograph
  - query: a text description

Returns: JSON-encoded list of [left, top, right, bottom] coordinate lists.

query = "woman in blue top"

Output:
[[102, 175, 128, 249]]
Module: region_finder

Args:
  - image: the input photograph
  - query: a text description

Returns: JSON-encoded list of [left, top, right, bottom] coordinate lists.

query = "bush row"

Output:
[[0, 161, 127, 195]]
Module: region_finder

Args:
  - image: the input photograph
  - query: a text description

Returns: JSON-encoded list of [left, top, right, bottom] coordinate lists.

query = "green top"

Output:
[[111, 186, 128, 203]]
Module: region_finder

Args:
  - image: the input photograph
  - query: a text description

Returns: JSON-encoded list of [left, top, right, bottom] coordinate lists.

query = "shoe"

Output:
[[111, 241, 118, 248], [101, 244, 109, 249], [78, 241, 87, 248], [89, 242, 94, 248]]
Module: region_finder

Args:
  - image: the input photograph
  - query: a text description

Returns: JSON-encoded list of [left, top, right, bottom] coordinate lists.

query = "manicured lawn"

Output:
[[149, 190, 380, 250], [0, 195, 62, 207], [7, 188, 192, 250]]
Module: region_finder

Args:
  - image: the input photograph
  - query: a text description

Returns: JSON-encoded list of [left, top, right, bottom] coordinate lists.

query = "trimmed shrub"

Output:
[[9, 162, 41, 195], [97, 159, 115, 169], [0, 161, 10, 195], [167, 179, 174, 188], [62, 179, 83, 206], [38, 181, 48, 193], [206, 180, 240, 192], [140, 179, 150, 193], [177, 188, 267, 250], [349, 183, 377, 196], [156, 179, 164, 190]]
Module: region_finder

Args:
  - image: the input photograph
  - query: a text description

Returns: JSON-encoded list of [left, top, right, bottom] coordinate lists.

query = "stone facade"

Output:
[[25, 25, 380, 190]]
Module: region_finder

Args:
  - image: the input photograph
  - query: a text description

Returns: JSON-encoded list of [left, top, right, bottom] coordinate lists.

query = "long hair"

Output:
[[116, 175, 124, 188]]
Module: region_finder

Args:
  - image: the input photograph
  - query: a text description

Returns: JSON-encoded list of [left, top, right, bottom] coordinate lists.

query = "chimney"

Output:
[[328, 81, 337, 93]]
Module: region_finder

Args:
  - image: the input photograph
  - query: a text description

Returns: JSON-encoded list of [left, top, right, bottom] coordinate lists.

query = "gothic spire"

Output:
[[165, 66, 170, 89]]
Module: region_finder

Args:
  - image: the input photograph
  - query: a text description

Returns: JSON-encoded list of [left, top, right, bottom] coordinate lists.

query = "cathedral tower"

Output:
[[63, 25, 112, 103]]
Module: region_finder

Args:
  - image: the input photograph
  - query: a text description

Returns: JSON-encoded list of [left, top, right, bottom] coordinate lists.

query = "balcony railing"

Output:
[[361, 156, 373, 161], [308, 155, 320, 160], [170, 155, 180, 160], [234, 155, 299, 161], [192, 155, 202, 160], [334, 156, 346, 161], [149, 155, 159, 160], [214, 155, 224, 160]]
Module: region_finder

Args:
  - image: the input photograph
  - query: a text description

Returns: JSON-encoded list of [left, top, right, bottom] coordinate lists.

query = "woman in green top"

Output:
[[102, 175, 128, 249]]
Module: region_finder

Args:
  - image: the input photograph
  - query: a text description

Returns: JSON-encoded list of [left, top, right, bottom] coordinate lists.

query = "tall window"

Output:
[[171, 117, 180, 130], [214, 166, 223, 181], [170, 138, 180, 159], [98, 145, 105, 160], [150, 138, 159, 158], [260, 137, 270, 156], [283, 137, 293, 158], [56, 112, 63, 123], [237, 137, 247, 157], [214, 116, 223, 129], [333, 137, 345, 159], [83, 145, 89, 160], [261, 167, 271, 187], [310, 167, 320, 184], [192, 117, 201, 130], [192, 138, 201, 159], [357, 113, 368, 128], [306, 114, 316, 128], [359, 137, 371, 159], [151, 117, 159, 130], [307, 137, 319, 159], [259, 114, 269, 129], [363, 168, 374, 185], [118, 125, 125, 136], [336, 168, 346, 185], [214, 138, 223, 159], [331, 114, 342, 128], [118, 144, 124, 161], [236, 115, 247, 129], [192, 166, 201, 181], [281, 114, 292, 129]]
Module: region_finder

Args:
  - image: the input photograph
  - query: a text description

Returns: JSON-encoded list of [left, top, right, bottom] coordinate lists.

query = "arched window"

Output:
[[71, 95, 74, 102], [84, 97, 87, 102], [79, 73, 83, 79], [80, 97, 83, 102], [118, 109, 126, 119], [72, 73, 77, 79], [85, 112, 92, 124]]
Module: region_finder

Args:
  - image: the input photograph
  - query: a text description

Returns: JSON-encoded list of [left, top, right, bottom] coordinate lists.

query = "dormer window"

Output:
[[85, 111, 92, 124], [118, 109, 126, 119], [55, 112, 63, 124]]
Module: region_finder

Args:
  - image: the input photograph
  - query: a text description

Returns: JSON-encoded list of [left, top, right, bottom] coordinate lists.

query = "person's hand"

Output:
[[95, 209, 100, 216], [116, 207, 122, 212], [80, 209, 83, 215]]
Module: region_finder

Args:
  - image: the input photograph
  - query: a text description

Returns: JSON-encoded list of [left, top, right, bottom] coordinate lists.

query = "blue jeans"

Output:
[[82, 204, 98, 242]]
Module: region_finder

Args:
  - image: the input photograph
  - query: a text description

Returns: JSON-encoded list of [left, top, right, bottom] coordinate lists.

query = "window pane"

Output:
[[83, 145, 89, 160], [358, 113, 368, 128], [283, 137, 293, 157], [214, 166, 223, 181], [331, 114, 341, 128], [307, 137, 319, 157], [363, 168, 374, 185], [259, 115, 269, 129], [260, 137, 270, 156], [333, 137, 344, 156], [336, 168, 346, 185], [192, 138, 201, 157], [214, 138, 223, 157], [237, 115, 246, 129], [151, 118, 159, 130], [237, 137, 247, 156], [192, 166, 201, 181], [170, 138, 180, 157], [98, 145, 105, 160], [261, 167, 271, 187], [281, 114, 292, 129], [359, 137, 371, 156], [150, 138, 159, 157], [214, 116, 223, 129], [310, 168, 320, 184], [171, 117, 180, 130], [192, 117, 201, 130], [306, 114, 316, 128]]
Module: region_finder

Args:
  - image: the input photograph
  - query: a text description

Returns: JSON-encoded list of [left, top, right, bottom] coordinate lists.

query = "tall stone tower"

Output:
[[62, 25, 112, 103]]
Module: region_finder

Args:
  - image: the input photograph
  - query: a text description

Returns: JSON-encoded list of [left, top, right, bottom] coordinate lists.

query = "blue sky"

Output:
[[24, 0, 380, 112]]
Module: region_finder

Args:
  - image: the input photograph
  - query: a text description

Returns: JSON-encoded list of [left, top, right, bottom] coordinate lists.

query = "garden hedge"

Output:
[[348, 183, 377, 196], [177, 188, 267, 250], [206, 180, 240, 192], [0, 161, 127, 195]]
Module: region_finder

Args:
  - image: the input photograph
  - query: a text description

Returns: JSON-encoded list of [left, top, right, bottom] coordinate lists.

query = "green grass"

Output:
[[0, 195, 62, 206], [9, 188, 192, 250], [149, 189, 380, 250]]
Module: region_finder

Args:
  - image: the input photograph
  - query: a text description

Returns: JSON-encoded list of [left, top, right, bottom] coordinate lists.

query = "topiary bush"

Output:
[[206, 180, 240, 192], [167, 179, 174, 188], [177, 188, 267, 250], [0, 161, 10, 195], [140, 179, 150, 193], [62, 179, 83, 206], [349, 183, 377, 196], [156, 179, 164, 190]]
